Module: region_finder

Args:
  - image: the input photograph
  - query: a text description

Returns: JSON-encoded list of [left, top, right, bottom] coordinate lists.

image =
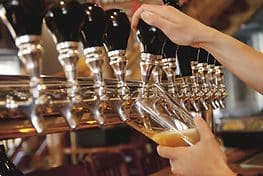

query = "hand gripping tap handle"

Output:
[[81, 3, 107, 100], [45, 0, 84, 129], [0, 0, 47, 133], [104, 8, 131, 98]]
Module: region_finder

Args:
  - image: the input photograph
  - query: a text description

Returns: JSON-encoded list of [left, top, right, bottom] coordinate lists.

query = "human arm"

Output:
[[131, 4, 263, 93], [157, 116, 236, 176]]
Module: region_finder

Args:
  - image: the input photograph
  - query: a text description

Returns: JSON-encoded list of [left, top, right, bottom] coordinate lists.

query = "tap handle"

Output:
[[81, 3, 106, 48], [104, 9, 130, 51], [0, 0, 46, 38], [162, 39, 178, 58], [45, 0, 84, 43], [177, 46, 197, 77], [137, 20, 165, 55]]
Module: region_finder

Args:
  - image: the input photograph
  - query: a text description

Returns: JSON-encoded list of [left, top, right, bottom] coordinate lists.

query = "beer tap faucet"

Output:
[[0, 0, 47, 133], [104, 9, 131, 99], [104, 9, 131, 121], [81, 3, 107, 100], [80, 3, 107, 125], [137, 19, 165, 94], [45, 0, 84, 129], [214, 60, 227, 108]]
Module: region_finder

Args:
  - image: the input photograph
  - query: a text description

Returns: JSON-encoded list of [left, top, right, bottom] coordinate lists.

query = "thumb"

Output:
[[194, 115, 214, 141], [157, 145, 186, 159]]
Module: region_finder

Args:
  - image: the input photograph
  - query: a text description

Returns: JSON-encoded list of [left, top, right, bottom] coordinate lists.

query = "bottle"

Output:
[[0, 145, 24, 176]]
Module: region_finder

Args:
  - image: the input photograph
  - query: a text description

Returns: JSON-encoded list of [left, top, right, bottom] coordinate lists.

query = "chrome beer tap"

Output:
[[80, 3, 107, 125], [137, 20, 165, 94], [104, 9, 131, 99], [177, 46, 200, 112], [162, 40, 179, 96], [104, 9, 131, 121], [0, 0, 47, 133], [81, 3, 107, 100], [45, 0, 84, 129], [214, 60, 227, 108]]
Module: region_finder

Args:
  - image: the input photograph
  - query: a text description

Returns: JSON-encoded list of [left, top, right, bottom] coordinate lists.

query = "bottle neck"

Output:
[[0, 145, 7, 159]]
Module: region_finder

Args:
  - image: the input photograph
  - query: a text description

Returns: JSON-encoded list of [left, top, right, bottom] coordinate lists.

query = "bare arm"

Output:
[[131, 4, 263, 93]]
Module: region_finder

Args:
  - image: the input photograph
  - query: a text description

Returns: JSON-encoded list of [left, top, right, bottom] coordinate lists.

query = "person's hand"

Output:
[[157, 116, 236, 176], [131, 4, 215, 48]]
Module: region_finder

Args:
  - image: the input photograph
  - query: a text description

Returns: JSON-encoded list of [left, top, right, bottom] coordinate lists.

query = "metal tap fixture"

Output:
[[137, 19, 165, 93], [104, 8, 131, 99], [45, 0, 84, 129], [214, 61, 227, 108], [104, 9, 131, 121], [0, 0, 47, 133], [80, 3, 107, 125], [81, 3, 107, 101]]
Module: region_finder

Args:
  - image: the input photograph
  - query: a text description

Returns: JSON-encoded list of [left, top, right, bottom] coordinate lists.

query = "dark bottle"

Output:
[[45, 0, 84, 43], [0, 0, 46, 38], [80, 3, 106, 48], [0, 145, 24, 176], [104, 9, 131, 51], [137, 20, 165, 55]]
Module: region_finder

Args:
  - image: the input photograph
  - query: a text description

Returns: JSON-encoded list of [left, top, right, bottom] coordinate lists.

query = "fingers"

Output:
[[194, 115, 214, 141], [131, 4, 162, 30], [131, 4, 180, 30], [157, 145, 186, 159], [140, 11, 174, 32]]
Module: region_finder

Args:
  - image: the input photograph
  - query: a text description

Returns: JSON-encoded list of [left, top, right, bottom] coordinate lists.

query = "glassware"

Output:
[[126, 84, 200, 147]]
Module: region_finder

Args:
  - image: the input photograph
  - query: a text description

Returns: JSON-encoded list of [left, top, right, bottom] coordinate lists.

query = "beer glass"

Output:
[[126, 84, 200, 147]]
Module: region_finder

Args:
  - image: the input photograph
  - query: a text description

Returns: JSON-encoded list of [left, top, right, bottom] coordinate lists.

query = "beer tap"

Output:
[[178, 46, 200, 112], [162, 39, 179, 96], [137, 19, 165, 94], [45, 0, 84, 129], [81, 3, 107, 100], [104, 9, 130, 99], [104, 9, 131, 121], [80, 3, 107, 125], [0, 0, 47, 133], [214, 60, 227, 108]]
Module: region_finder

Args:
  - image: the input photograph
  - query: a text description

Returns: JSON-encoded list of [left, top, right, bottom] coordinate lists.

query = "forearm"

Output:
[[199, 27, 263, 93]]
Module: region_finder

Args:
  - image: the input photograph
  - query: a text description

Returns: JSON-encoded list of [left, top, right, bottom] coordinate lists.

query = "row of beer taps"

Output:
[[0, 0, 132, 133], [0, 0, 227, 135], [137, 0, 227, 114]]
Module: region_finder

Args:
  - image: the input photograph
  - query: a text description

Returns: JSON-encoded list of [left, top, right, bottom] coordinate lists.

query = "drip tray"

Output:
[[240, 152, 263, 169]]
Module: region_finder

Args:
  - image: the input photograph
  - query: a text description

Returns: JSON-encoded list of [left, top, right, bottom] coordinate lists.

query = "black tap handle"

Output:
[[0, 0, 46, 37], [45, 0, 84, 43], [80, 3, 106, 48], [162, 0, 181, 58], [104, 9, 130, 51], [162, 39, 178, 58], [137, 20, 165, 55], [177, 46, 197, 76]]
